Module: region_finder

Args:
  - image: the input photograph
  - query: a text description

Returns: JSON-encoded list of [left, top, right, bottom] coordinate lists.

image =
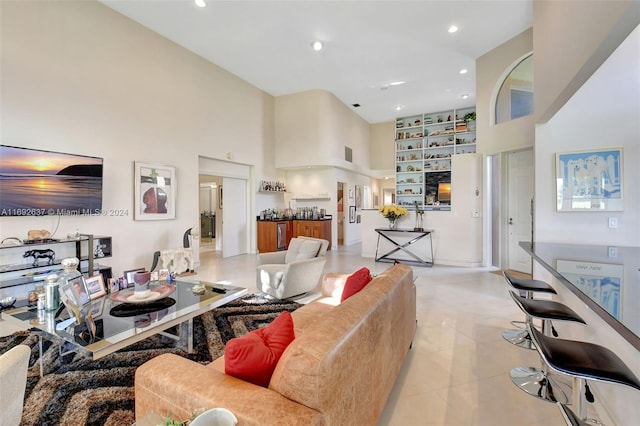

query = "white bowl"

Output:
[[190, 408, 237, 426]]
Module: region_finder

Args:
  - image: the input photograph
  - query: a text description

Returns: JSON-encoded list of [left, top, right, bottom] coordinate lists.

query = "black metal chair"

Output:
[[508, 291, 586, 404], [530, 325, 640, 422], [502, 271, 558, 350]]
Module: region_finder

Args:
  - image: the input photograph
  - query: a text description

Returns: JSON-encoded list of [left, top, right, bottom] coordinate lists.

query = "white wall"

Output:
[[535, 25, 640, 245], [275, 90, 371, 173], [533, 9, 639, 247], [0, 1, 273, 278]]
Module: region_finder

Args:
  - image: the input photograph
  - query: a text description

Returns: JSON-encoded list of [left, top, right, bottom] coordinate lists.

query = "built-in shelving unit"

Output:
[[395, 107, 476, 210]]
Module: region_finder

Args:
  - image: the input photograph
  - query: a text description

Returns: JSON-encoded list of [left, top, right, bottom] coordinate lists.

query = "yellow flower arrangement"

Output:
[[378, 204, 408, 221]]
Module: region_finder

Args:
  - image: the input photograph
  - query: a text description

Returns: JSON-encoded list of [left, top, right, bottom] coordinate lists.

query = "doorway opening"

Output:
[[199, 176, 220, 254]]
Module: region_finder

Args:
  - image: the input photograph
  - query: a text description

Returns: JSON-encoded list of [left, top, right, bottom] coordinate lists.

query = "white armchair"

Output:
[[256, 236, 329, 299], [0, 344, 30, 426]]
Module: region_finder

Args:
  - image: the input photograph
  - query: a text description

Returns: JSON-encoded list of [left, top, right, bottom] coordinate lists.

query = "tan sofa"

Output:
[[135, 264, 416, 425]]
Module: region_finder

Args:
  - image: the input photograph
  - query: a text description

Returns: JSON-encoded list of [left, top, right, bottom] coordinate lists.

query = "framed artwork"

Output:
[[85, 274, 107, 300], [354, 185, 362, 208], [349, 206, 356, 223], [555, 148, 623, 212], [219, 186, 223, 209], [556, 260, 622, 319], [356, 214, 361, 223], [134, 161, 176, 220]]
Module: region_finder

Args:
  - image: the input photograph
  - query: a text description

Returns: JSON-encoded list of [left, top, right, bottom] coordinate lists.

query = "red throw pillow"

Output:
[[224, 311, 295, 387], [340, 267, 373, 302]]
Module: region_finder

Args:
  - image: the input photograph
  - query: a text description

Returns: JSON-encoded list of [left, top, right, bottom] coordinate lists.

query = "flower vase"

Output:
[[388, 219, 398, 230]]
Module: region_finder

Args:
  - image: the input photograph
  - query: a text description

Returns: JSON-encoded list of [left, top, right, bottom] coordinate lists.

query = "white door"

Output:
[[507, 149, 534, 273], [221, 177, 248, 258]]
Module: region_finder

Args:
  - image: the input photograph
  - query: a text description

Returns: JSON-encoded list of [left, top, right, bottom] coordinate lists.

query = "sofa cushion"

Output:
[[285, 238, 321, 263], [224, 311, 295, 387], [340, 267, 372, 302]]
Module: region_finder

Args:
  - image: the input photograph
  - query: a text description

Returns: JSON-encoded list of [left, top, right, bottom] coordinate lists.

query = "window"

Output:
[[495, 54, 533, 124]]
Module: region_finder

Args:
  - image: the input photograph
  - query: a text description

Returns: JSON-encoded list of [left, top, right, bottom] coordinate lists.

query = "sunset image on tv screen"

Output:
[[0, 145, 103, 216]]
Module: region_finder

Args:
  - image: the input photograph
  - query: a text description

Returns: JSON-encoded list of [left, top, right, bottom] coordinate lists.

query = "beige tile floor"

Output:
[[195, 243, 568, 426], [0, 242, 571, 425]]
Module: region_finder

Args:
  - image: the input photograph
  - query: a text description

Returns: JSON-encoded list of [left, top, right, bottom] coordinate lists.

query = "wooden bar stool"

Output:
[[530, 325, 640, 423], [508, 291, 586, 404], [502, 271, 557, 350]]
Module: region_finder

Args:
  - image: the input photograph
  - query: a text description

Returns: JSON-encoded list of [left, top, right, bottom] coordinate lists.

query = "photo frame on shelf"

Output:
[[349, 206, 356, 223], [555, 148, 623, 212], [123, 268, 146, 287], [85, 274, 107, 300], [134, 161, 176, 220], [59, 275, 91, 323], [556, 260, 623, 319]]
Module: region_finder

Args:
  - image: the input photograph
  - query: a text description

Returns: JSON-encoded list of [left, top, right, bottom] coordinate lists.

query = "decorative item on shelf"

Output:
[[413, 201, 424, 231], [379, 204, 408, 230], [260, 180, 287, 192], [464, 112, 476, 131]]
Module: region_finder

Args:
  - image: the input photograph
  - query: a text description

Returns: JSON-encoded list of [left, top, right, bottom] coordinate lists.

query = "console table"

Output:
[[374, 228, 434, 267]]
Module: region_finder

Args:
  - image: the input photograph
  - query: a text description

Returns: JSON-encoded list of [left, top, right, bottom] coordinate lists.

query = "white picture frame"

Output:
[[134, 161, 176, 220], [555, 148, 623, 212]]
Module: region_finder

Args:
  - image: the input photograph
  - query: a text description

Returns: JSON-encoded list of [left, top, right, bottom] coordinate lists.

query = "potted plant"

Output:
[[463, 112, 476, 131]]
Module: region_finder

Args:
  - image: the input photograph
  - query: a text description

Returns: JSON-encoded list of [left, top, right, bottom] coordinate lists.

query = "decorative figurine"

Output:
[[23, 249, 55, 266]]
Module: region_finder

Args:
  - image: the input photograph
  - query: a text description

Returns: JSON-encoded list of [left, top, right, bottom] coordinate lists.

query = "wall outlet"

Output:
[[608, 246, 618, 257], [608, 217, 618, 228]]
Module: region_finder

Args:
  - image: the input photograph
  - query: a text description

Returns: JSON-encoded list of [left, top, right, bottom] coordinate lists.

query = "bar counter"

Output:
[[520, 242, 640, 351]]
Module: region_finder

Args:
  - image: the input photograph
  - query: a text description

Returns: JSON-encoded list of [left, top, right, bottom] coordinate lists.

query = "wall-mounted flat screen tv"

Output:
[[0, 145, 103, 216]]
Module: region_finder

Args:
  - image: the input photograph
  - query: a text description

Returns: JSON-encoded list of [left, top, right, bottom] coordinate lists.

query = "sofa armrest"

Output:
[[135, 353, 323, 425], [320, 273, 350, 298], [257, 251, 287, 265]]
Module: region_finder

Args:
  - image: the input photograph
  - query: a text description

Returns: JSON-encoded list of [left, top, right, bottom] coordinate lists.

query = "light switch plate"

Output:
[[608, 217, 618, 228]]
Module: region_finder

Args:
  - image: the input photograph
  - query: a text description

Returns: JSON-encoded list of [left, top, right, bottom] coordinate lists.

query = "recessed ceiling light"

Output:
[[448, 25, 458, 33], [460, 93, 470, 99], [311, 41, 324, 51], [394, 104, 405, 111], [459, 69, 468, 75], [389, 81, 406, 86], [195, 0, 206, 8]]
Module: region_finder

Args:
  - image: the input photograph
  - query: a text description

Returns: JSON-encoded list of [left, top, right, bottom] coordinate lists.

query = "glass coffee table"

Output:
[[3, 279, 247, 376]]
